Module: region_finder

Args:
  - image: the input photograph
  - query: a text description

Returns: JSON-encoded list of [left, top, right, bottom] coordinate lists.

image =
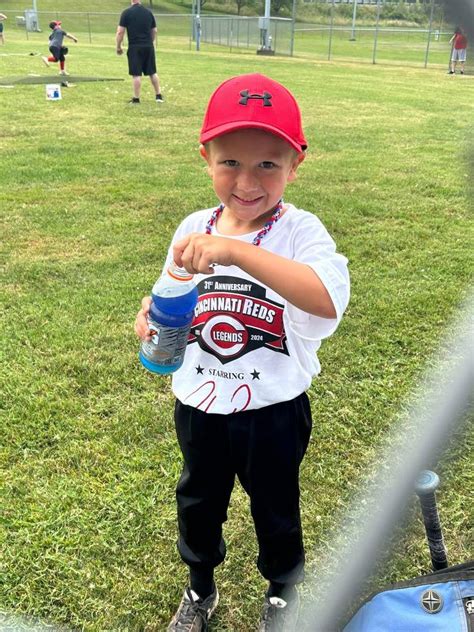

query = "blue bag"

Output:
[[344, 561, 474, 631]]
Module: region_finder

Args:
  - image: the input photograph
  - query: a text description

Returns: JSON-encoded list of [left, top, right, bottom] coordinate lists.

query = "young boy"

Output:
[[135, 73, 350, 631], [42, 21, 78, 76]]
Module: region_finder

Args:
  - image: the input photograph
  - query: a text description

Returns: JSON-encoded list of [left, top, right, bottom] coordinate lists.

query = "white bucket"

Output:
[[46, 84, 62, 100]]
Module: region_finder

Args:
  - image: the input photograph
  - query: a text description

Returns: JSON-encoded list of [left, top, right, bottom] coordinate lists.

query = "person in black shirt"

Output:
[[116, 0, 164, 104]]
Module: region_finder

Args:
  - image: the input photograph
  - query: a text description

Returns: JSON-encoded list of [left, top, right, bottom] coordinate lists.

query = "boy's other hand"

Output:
[[173, 234, 234, 274], [135, 296, 152, 340]]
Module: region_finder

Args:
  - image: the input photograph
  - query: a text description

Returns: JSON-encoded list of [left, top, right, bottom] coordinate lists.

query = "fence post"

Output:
[[87, 13, 92, 43], [189, 10, 193, 50], [290, 0, 296, 57], [328, 0, 335, 61], [350, 0, 357, 41], [196, 14, 201, 51], [372, 0, 381, 65], [424, 0, 435, 68]]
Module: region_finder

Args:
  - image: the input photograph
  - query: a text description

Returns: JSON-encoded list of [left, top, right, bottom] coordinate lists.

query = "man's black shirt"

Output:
[[119, 3, 156, 46]]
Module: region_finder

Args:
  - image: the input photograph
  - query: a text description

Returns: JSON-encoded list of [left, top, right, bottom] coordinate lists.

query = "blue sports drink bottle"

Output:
[[139, 263, 198, 374]]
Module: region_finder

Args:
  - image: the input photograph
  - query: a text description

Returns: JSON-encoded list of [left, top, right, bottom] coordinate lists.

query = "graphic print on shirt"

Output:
[[189, 275, 289, 364]]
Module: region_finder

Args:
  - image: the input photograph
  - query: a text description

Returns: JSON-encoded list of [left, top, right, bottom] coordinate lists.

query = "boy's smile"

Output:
[[201, 129, 304, 235]]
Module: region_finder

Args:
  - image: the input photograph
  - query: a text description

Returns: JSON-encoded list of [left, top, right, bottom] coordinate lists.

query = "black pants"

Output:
[[49, 45, 67, 62], [174, 393, 312, 585]]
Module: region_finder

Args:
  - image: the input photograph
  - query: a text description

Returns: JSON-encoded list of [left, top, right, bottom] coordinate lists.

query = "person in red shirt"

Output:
[[448, 27, 468, 75]]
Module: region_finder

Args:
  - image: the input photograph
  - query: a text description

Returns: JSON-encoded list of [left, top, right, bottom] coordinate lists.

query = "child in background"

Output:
[[135, 73, 350, 631], [0, 13, 7, 45], [42, 21, 78, 76], [449, 27, 468, 75]]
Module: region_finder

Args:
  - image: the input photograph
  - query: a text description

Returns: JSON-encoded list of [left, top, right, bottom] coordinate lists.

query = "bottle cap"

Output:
[[167, 264, 193, 282]]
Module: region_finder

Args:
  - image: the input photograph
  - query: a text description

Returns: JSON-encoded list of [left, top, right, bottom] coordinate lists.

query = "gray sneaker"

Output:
[[258, 593, 300, 632], [167, 587, 219, 631]]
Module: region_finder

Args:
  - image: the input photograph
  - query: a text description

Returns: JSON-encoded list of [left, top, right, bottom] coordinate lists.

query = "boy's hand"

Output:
[[135, 296, 152, 340], [173, 234, 235, 274]]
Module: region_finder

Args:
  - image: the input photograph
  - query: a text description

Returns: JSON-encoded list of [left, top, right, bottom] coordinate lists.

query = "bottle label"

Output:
[[140, 318, 191, 367]]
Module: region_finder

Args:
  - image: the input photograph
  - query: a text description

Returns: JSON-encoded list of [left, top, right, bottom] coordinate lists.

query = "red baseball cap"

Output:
[[200, 73, 307, 154]]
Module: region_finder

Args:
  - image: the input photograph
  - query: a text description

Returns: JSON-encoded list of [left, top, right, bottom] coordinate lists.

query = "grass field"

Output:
[[1, 27, 473, 632]]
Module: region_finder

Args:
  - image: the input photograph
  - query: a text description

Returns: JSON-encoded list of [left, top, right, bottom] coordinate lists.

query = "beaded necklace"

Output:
[[205, 200, 283, 247]]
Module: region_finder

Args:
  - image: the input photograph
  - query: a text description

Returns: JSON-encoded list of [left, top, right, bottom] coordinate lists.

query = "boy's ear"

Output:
[[287, 152, 305, 182], [200, 144, 214, 176], [200, 144, 210, 164]]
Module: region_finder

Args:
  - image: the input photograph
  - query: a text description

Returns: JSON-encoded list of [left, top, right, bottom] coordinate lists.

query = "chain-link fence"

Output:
[[3, 9, 293, 56], [294, 0, 468, 69], [2, 2, 470, 70], [1, 10, 192, 46], [198, 16, 294, 56]]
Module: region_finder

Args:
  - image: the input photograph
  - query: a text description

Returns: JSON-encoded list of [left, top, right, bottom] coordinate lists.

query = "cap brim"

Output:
[[200, 121, 306, 154]]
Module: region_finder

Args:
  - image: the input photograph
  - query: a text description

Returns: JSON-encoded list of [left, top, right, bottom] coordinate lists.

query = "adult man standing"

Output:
[[116, 0, 163, 104]]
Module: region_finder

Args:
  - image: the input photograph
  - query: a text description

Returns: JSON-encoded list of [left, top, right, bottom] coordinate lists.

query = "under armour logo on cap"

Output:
[[239, 90, 272, 106]]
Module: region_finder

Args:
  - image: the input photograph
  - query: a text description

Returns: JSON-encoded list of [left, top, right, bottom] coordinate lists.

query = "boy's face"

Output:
[[201, 128, 304, 231]]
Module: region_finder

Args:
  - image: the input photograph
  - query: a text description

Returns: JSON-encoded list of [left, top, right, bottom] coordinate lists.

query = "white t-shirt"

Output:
[[165, 204, 350, 415]]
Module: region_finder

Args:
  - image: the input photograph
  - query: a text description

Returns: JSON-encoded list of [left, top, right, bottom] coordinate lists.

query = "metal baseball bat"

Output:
[[415, 470, 449, 571]]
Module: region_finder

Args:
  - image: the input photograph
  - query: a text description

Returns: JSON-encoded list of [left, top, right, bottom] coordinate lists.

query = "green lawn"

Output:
[[1, 28, 473, 632]]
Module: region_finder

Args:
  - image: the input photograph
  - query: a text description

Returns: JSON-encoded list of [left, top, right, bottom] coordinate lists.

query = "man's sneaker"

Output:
[[156, 93, 164, 103], [448, 70, 455, 74], [59, 70, 70, 76], [128, 97, 140, 104], [167, 587, 219, 631], [41, 56, 50, 67], [258, 593, 300, 632], [460, 70, 464, 75]]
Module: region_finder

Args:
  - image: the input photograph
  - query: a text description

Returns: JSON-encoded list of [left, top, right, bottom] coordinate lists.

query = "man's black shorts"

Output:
[[127, 45, 156, 76]]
